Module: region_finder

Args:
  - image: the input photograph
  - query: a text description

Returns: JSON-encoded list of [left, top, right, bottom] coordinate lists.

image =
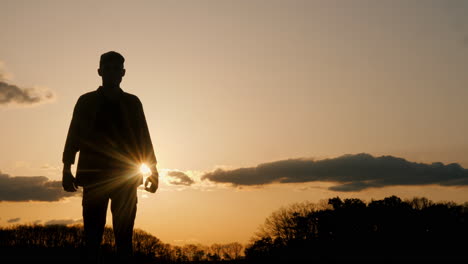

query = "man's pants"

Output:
[[82, 176, 139, 262]]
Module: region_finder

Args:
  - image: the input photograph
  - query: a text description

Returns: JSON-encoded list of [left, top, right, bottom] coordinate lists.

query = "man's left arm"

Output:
[[136, 98, 159, 193]]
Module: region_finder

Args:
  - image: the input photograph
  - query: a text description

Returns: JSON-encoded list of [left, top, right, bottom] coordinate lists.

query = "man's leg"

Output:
[[110, 180, 138, 261], [82, 185, 109, 263]]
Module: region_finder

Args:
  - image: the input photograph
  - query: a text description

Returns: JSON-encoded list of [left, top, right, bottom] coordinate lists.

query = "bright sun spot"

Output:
[[140, 163, 151, 176]]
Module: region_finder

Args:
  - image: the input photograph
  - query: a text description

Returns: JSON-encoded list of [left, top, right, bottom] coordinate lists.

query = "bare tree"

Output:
[[182, 243, 207, 261], [226, 242, 243, 259], [255, 201, 318, 243], [210, 243, 223, 260], [406, 197, 433, 210]]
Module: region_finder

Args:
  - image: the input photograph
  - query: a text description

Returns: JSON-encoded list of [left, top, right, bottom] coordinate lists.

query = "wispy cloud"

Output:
[[167, 171, 195, 186], [0, 62, 55, 106], [201, 153, 468, 192], [43, 219, 82, 226], [0, 81, 55, 105], [7, 217, 21, 223], [0, 171, 80, 201]]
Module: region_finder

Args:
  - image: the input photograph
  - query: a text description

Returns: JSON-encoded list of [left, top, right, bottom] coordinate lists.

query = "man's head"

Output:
[[98, 51, 126, 87]]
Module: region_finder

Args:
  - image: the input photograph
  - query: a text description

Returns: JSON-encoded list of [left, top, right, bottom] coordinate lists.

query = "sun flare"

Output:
[[140, 163, 152, 176]]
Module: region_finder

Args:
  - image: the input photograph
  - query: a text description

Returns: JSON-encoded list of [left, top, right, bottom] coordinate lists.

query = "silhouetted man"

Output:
[[62, 51, 158, 263]]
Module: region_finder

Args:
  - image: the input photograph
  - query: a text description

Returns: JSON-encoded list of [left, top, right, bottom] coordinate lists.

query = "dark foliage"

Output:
[[0, 224, 246, 263], [0, 224, 172, 263], [2, 195, 468, 263], [245, 196, 468, 263]]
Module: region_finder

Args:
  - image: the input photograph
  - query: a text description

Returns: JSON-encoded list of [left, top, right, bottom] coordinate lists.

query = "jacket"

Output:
[[62, 86, 157, 186]]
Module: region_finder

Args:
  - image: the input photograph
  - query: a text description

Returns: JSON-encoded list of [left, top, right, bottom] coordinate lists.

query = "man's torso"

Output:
[[75, 87, 142, 186]]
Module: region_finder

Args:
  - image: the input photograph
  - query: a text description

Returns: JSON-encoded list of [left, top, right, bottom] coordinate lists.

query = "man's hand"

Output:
[[144, 168, 159, 193], [62, 165, 77, 192]]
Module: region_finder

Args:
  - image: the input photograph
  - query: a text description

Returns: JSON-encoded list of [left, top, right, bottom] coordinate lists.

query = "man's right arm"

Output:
[[62, 97, 82, 192], [62, 97, 82, 166]]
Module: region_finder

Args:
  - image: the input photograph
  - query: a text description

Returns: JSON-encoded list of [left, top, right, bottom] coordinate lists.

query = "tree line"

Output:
[[245, 196, 468, 262], [0, 224, 245, 263], [2, 195, 468, 263]]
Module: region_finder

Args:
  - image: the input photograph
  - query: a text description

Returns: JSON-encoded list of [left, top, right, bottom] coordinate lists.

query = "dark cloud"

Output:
[[0, 81, 54, 105], [7, 218, 21, 223], [167, 171, 195, 186], [0, 172, 80, 201], [44, 219, 82, 226], [201, 153, 468, 192]]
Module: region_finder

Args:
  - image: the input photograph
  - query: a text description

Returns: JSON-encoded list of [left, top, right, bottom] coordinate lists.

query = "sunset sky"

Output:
[[1, 0, 468, 246]]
